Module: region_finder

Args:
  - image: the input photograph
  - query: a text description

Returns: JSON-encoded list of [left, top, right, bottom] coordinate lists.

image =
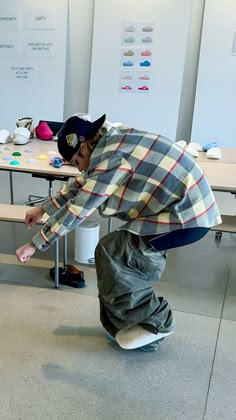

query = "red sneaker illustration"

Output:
[[138, 86, 149, 91], [121, 85, 132, 90]]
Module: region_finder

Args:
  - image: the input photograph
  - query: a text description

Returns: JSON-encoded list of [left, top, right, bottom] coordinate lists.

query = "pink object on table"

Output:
[[35, 121, 53, 140]]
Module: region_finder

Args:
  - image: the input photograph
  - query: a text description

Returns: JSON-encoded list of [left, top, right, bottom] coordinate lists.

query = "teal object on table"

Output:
[[10, 160, 20, 165], [202, 141, 218, 151]]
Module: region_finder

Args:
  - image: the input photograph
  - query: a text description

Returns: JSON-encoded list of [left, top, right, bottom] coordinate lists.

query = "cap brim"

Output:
[[92, 114, 106, 133]]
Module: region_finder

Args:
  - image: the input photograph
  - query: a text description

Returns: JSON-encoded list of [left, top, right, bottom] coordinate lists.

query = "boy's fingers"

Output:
[[25, 216, 35, 228]]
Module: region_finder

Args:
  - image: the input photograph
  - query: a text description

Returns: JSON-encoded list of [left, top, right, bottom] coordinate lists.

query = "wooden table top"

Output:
[[0, 138, 78, 177], [197, 161, 236, 192], [196, 148, 236, 164], [1, 141, 235, 192]]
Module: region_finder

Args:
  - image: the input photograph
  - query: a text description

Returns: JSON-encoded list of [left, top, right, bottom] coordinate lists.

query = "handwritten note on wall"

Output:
[[0, 0, 67, 131]]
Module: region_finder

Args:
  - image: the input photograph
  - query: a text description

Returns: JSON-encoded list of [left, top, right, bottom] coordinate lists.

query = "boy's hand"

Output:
[[16, 242, 36, 264], [25, 206, 45, 228]]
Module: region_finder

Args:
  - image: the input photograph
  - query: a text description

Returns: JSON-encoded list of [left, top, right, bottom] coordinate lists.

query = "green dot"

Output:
[[12, 151, 22, 156]]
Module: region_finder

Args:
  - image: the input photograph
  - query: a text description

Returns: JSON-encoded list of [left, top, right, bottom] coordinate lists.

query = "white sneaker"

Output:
[[176, 140, 187, 148], [13, 127, 31, 145], [0, 129, 12, 144], [116, 321, 176, 350], [188, 142, 203, 151], [103, 120, 123, 131], [185, 145, 199, 158], [206, 147, 222, 159]]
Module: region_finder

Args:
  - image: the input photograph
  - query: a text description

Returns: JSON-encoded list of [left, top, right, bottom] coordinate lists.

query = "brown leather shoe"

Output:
[[49, 265, 85, 288]]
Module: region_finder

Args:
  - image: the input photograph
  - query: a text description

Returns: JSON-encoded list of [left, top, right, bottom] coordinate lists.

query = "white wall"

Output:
[[64, 0, 205, 141], [63, 0, 95, 119], [88, 0, 192, 139], [191, 0, 236, 147], [64, 1, 236, 216], [0, 0, 68, 131]]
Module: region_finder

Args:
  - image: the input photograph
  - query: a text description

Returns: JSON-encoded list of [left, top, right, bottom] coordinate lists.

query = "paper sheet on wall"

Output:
[[0, 0, 67, 132], [119, 21, 155, 93]]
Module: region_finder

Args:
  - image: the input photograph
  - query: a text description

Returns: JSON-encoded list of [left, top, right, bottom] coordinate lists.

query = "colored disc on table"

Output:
[[24, 147, 33, 153], [10, 160, 20, 165], [12, 151, 22, 156], [3, 155, 12, 160], [26, 158, 36, 163], [38, 154, 48, 160]]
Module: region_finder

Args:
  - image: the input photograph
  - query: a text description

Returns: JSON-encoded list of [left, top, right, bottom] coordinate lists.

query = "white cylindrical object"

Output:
[[74, 221, 100, 264]]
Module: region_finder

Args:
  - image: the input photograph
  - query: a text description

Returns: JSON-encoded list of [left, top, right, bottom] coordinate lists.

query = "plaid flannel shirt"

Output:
[[32, 127, 222, 251]]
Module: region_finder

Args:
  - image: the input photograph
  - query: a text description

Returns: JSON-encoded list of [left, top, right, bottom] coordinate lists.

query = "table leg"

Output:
[[9, 172, 14, 204], [54, 239, 59, 289], [108, 217, 112, 233], [63, 235, 68, 266], [47, 178, 60, 288]]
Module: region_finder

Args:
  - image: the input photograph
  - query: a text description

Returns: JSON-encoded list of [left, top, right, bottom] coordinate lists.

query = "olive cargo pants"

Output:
[[95, 230, 172, 337]]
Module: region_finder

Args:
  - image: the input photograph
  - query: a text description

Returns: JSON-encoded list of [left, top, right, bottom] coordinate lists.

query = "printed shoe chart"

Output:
[[89, 0, 192, 138], [119, 21, 155, 93]]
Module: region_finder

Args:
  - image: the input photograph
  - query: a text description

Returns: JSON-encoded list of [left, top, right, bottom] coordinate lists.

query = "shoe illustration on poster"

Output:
[[119, 21, 154, 93]]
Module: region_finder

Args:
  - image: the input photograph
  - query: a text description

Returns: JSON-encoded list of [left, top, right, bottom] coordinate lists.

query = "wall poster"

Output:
[[119, 21, 155, 93]]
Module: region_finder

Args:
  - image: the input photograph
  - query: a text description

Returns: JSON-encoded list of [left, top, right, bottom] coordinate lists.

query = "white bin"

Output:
[[74, 221, 100, 264]]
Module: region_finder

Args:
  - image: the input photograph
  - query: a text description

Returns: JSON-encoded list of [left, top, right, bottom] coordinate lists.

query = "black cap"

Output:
[[57, 114, 106, 162]]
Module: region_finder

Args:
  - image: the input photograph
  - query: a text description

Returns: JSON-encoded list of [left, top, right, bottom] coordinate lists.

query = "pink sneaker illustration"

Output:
[[138, 86, 149, 91], [141, 50, 152, 56], [139, 75, 150, 80], [122, 75, 133, 80]]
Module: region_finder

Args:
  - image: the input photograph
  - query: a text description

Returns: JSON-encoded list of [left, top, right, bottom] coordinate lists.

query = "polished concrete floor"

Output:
[[0, 171, 236, 420]]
